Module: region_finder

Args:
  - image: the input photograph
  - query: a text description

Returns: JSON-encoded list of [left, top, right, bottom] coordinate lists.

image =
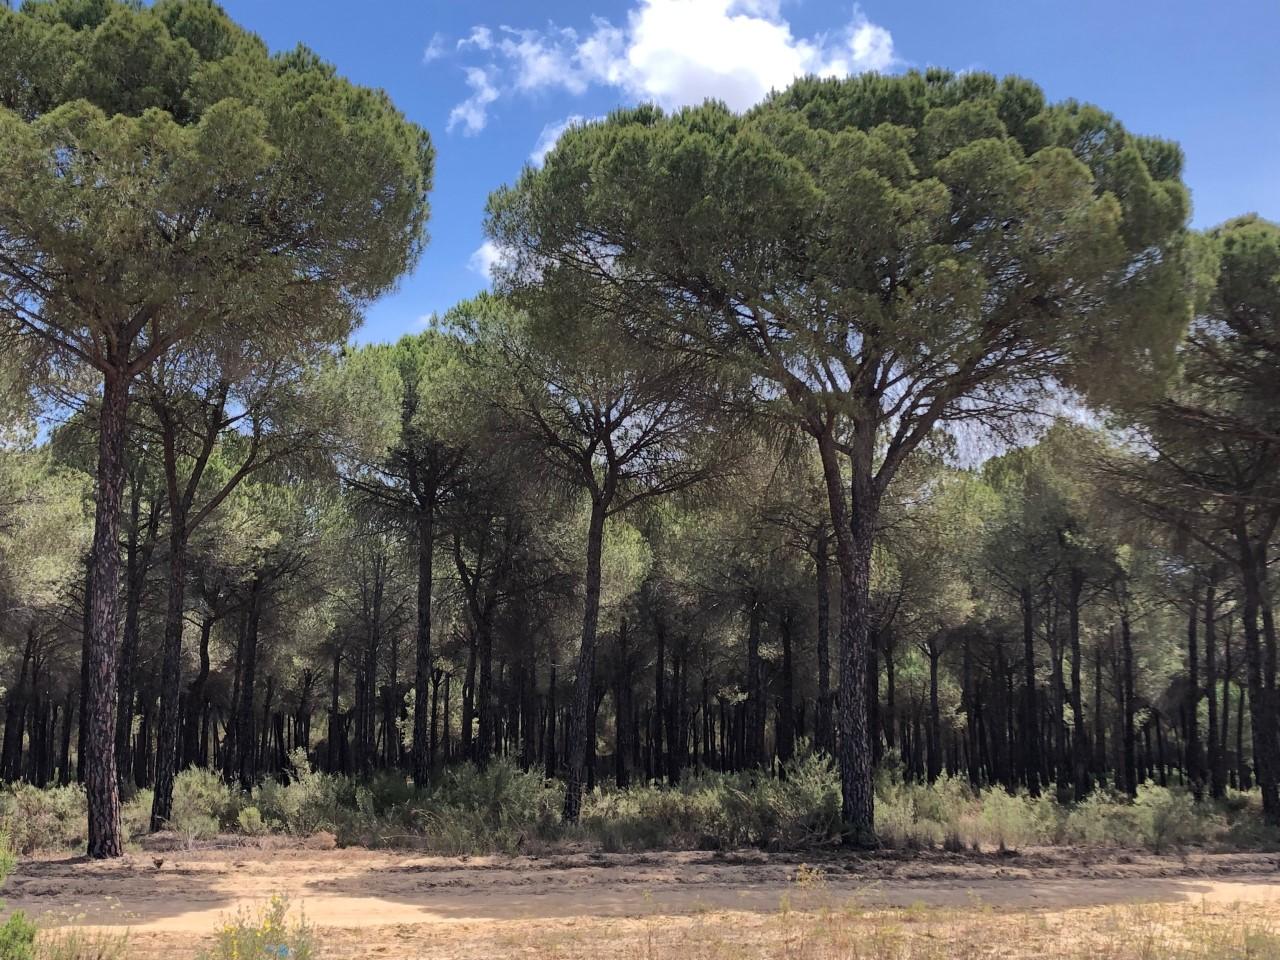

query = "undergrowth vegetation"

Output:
[[1, 750, 1272, 857], [196, 895, 314, 960]]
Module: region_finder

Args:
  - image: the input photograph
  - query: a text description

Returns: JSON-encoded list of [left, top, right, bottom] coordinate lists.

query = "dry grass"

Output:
[[489, 900, 1280, 960]]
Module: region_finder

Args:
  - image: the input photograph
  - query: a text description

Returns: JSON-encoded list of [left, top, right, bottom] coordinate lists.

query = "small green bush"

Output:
[[120, 789, 153, 842], [0, 911, 36, 960], [171, 768, 242, 830], [1132, 782, 1212, 852], [1062, 788, 1140, 846], [0, 830, 34, 960], [0, 785, 86, 854], [197, 895, 313, 960], [975, 787, 1050, 851], [237, 806, 268, 837]]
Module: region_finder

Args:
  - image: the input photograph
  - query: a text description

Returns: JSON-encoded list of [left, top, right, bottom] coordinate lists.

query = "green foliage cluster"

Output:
[[583, 754, 843, 851], [2, 758, 1266, 859], [0, 785, 86, 854], [197, 895, 314, 960]]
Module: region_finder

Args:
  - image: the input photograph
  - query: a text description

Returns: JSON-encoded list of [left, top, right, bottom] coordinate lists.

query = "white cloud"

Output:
[[458, 25, 494, 51], [468, 240, 506, 280], [447, 66, 500, 135], [529, 114, 602, 166], [445, 1, 898, 129], [499, 26, 589, 95], [849, 13, 896, 73], [422, 31, 447, 64]]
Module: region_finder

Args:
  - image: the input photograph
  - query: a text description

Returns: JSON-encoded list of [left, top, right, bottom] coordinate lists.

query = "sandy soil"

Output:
[[10, 843, 1280, 958]]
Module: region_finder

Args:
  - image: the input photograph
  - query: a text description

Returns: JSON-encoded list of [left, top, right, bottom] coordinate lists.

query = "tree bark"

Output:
[[1020, 585, 1040, 796], [412, 510, 435, 785], [777, 607, 796, 766], [815, 537, 832, 754], [562, 498, 607, 822], [1121, 613, 1138, 798], [927, 639, 942, 782], [1067, 567, 1090, 799], [1237, 520, 1280, 821], [745, 597, 764, 766], [85, 370, 130, 859], [1185, 580, 1204, 798], [817, 423, 876, 845], [150, 518, 188, 829], [235, 581, 262, 789]]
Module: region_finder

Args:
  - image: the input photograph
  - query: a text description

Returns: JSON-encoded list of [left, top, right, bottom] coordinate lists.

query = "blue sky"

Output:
[[214, 0, 1280, 346]]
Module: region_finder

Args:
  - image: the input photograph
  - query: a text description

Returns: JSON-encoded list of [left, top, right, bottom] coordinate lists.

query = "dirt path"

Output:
[[11, 846, 1280, 957]]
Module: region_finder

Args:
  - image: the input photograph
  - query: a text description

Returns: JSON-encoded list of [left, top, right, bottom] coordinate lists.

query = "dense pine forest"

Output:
[[1, 0, 1278, 865]]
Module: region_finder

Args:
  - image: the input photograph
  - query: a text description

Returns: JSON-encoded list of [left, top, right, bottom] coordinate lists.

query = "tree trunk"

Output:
[[114, 488, 145, 792], [927, 641, 942, 782], [817, 424, 877, 845], [653, 618, 666, 776], [1068, 567, 1090, 799], [150, 517, 189, 829], [1237, 522, 1280, 822], [1186, 580, 1204, 798], [614, 618, 632, 788], [182, 615, 215, 769], [1020, 585, 1040, 796], [235, 581, 262, 790], [1093, 642, 1107, 788], [815, 537, 832, 754], [475, 622, 494, 765], [412, 510, 435, 785], [1121, 613, 1138, 798], [745, 598, 765, 767], [562, 498, 607, 823], [778, 607, 796, 766], [85, 370, 130, 859], [544, 661, 557, 780]]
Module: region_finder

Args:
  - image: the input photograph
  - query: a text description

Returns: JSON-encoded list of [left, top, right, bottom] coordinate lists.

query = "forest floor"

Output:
[[10, 842, 1280, 958]]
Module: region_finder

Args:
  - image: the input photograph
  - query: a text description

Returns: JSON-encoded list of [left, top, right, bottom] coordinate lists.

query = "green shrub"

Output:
[[252, 749, 356, 838], [197, 895, 314, 960], [120, 789, 153, 842], [1061, 788, 1140, 846], [0, 911, 36, 960], [578, 753, 842, 852], [170, 768, 242, 830], [0, 785, 86, 854], [1132, 782, 1213, 852], [236, 806, 268, 837], [975, 787, 1050, 851], [872, 774, 966, 849], [409, 759, 562, 853], [0, 830, 34, 960]]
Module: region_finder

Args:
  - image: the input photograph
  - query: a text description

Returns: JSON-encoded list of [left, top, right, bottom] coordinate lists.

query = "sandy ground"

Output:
[[10, 843, 1280, 957]]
